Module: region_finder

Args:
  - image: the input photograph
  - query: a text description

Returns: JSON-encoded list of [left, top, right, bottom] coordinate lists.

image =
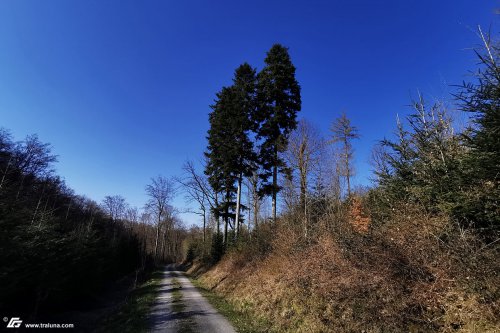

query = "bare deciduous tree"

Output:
[[145, 175, 175, 262], [285, 120, 324, 237], [101, 195, 127, 222], [177, 160, 218, 243], [329, 112, 360, 198]]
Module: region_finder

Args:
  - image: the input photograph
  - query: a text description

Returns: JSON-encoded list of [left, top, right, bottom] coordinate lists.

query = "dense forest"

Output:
[[182, 33, 499, 332], [0, 132, 188, 318]]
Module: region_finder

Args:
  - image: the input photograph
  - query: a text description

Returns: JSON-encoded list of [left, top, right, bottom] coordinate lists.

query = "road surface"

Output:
[[148, 265, 236, 333]]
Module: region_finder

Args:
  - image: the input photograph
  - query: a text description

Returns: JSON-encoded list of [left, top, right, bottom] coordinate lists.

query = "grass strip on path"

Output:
[[170, 272, 195, 333], [96, 270, 163, 333], [189, 277, 271, 333]]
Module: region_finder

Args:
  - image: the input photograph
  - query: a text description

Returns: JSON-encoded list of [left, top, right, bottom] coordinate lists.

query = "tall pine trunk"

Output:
[[235, 174, 242, 240], [224, 215, 228, 245], [215, 191, 220, 236], [252, 173, 259, 228], [224, 189, 229, 244], [217, 215, 220, 237], [272, 147, 278, 223]]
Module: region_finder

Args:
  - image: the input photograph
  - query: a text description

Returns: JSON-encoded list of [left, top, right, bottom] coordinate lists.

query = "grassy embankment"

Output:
[[188, 208, 499, 333], [189, 275, 271, 333]]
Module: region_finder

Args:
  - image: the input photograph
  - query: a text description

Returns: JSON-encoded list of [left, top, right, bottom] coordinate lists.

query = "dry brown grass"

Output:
[[195, 201, 499, 332]]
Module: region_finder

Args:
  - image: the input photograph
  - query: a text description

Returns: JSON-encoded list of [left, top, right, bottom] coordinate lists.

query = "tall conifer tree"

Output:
[[231, 63, 258, 239], [256, 44, 301, 222], [455, 30, 500, 234], [205, 63, 257, 242], [205, 87, 237, 244]]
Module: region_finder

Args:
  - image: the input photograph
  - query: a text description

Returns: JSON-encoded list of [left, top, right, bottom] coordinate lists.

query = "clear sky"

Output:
[[0, 1, 498, 226]]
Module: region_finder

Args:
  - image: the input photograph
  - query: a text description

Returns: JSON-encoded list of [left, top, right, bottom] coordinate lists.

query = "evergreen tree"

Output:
[[205, 87, 237, 244], [256, 44, 301, 222], [205, 64, 257, 242], [455, 30, 500, 234], [377, 98, 464, 212], [231, 63, 258, 239]]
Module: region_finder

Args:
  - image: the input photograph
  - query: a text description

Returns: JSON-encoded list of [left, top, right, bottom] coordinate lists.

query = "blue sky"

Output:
[[0, 1, 498, 225]]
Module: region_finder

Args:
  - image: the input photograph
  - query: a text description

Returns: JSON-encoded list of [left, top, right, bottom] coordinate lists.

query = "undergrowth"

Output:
[[189, 202, 499, 333]]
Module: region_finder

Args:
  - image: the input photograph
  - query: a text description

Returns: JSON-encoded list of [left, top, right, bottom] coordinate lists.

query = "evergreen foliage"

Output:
[[255, 44, 301, 221], [205, 63, 258, 242], [454, 32, 500, 235], [376, 98, 465, 212], [205, 86, 240, 230], [374, 36, 499, 239]]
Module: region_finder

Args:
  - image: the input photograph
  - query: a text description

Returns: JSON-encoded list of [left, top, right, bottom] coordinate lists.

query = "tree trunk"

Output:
[[304, 193, 308, 239], [272, 164, 277, 223], [65, 199, 72, 221], [252, 174, 259, 229], [235, 175, 242, 240], [38, 196, 50, 227], [16, 174, 25, 200], [254, 199, 258, 228], [299, 139, 307, 208], [31, 183, 46, 225], [224, 216, 228, 245], [202, 210, 206, 243], [217, 215, 220, 237], [0, 156, 12, 191], [31, 194, 43, 225], [154, 219, 160, 261], [161, 223, 167, 262], [215, 192, 220, 236], [300, 173, 307, 208], [247, 184, 252, 237], [224, 189, 229, 245], [272, 144, 279, 223], [87, 214, 95, 235], [345, 138, 351, 197], [300, 155, 308, 238]]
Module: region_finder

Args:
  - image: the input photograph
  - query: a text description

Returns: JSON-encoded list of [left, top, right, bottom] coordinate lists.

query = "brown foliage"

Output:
[[348, 196, 371, 234], [195, 201, 499, 332]]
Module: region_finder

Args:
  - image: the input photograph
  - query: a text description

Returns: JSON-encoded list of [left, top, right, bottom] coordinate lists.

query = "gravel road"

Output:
[[148, 265, 236, 333]]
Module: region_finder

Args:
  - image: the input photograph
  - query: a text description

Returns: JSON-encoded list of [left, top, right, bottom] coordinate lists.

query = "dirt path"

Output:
[[148, 265, 236, 333]]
